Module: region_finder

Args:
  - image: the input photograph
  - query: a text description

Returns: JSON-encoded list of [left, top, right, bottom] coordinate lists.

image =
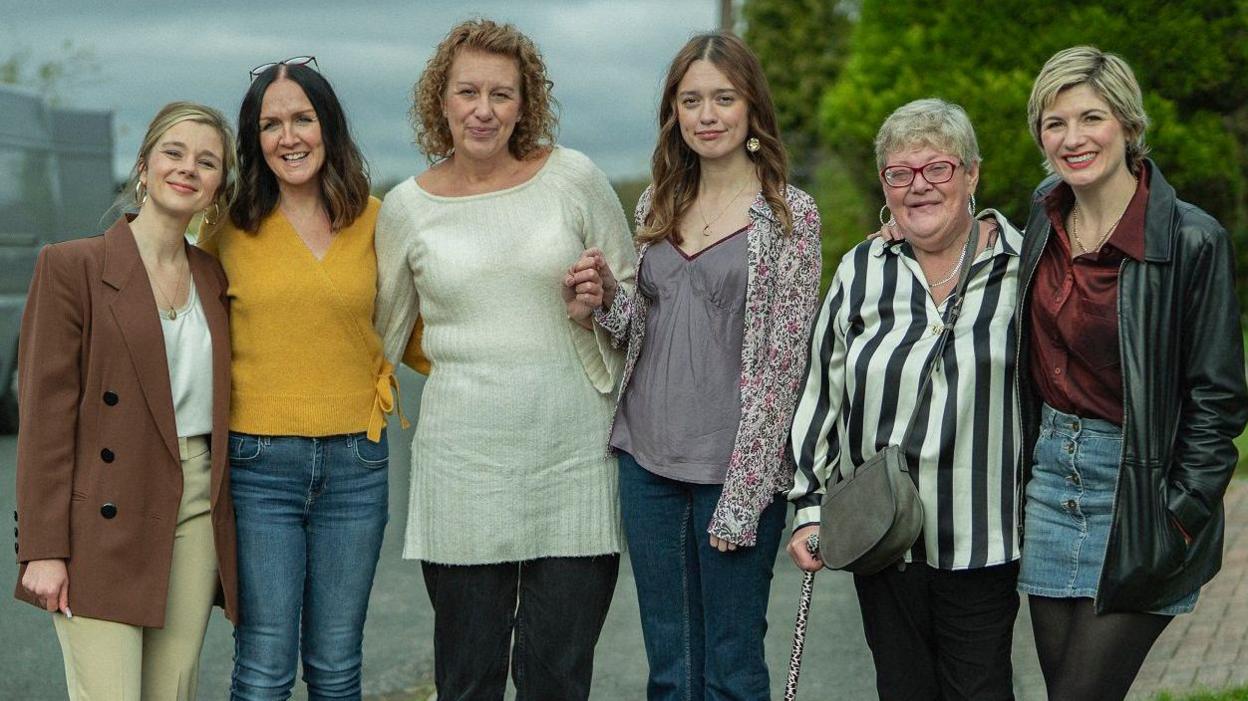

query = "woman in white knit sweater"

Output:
[[373, 19, 634, 701]]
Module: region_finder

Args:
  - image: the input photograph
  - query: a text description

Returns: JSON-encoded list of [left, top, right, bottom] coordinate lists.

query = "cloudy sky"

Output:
[[1, 0, 723, 185]]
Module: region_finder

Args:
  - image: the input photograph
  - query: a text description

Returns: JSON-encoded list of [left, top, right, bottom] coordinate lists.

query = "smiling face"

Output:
[[675, 59, 750, 163], [139, 120, 225, 218], [881, 145, 978, 253], [259, 78, 325, 192], [1040, 83, 1132, 191], [443, 49, 522, 166]]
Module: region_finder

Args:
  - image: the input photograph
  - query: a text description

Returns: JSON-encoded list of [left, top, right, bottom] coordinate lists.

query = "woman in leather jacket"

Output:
[[1015, 46, 1248, 700]]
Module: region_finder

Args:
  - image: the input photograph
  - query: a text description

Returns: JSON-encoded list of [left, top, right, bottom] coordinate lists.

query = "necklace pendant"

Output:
[[167, 307, 177, 321]]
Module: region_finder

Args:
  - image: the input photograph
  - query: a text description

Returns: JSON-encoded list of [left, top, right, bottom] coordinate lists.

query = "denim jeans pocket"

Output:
[[228, 433, 263, 464], [352, 431, 389, 468]]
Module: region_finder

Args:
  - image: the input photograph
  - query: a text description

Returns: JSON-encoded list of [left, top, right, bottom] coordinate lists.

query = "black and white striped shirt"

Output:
[[789, 211, 1023, 570]]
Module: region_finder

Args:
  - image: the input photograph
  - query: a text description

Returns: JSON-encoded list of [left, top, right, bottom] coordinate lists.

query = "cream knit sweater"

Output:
[[375, 147, 635, 564]]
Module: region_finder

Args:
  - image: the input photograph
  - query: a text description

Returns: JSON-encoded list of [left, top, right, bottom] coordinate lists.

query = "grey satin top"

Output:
[[610, 228, 748, 484]]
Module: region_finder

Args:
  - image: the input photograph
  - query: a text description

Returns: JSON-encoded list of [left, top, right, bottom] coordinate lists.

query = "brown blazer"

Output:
[[13, 217, 238, 627]]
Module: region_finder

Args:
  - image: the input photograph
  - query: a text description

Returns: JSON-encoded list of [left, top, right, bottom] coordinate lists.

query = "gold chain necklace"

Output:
[[1070, 184, 1135, 255], [149, 260, 188, 320], [698, 180, 753, 236]]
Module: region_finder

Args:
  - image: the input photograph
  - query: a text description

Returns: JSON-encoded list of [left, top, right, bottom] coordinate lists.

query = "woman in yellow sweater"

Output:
[[200, 58, 401, 700]]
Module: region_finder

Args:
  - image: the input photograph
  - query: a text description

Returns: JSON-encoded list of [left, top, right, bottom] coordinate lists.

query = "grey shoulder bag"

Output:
[[817, 222, 979, 575]]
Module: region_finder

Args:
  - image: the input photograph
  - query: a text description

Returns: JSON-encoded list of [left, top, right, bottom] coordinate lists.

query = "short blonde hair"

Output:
[[411, 18, 557, 163], [1027, 46, 1149, 172], [874, 98, 980, 171], [120, 101, 238, 215]]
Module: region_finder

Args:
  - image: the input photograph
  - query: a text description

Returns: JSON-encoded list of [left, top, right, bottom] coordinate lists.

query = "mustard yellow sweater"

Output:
[[200, 197, 397, 438]]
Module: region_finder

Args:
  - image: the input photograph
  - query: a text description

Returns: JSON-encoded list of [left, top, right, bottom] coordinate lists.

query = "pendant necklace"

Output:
[[698, 180, 753, 236], [151, 261, 187, 320]]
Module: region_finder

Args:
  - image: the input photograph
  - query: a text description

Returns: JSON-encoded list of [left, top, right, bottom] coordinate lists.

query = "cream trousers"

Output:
[[52, 435, 218, 701]]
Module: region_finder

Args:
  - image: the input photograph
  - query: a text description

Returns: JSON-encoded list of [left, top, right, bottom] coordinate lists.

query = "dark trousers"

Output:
[[853, 560, 1020, 701], [421, 555, 620, 701]]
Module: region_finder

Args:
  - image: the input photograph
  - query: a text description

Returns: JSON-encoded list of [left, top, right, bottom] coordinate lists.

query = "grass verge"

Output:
[[1156, 687, 1248, 701]]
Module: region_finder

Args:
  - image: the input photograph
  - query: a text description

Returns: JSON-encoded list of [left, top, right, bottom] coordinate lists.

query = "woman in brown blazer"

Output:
[[14, 102, 239, 700]]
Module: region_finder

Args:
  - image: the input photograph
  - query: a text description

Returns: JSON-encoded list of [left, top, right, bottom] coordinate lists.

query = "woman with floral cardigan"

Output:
[[566, 32, 821, 700]]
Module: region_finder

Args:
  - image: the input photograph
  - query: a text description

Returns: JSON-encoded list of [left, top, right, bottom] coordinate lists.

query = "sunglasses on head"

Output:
[[248, 55, 319, 81]]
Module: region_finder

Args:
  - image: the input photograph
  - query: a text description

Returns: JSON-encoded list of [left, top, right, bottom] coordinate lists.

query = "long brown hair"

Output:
[[640, 32, 790, 245]]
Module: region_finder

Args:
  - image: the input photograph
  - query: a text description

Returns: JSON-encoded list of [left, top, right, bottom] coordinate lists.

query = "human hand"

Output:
[[786, 525, 823, 572], [709, 534, 740, 553], [22, 559, 70, 615], [868, 223, 904, 243], [581, 247, 619, 310], [563, 251, 605, 328]]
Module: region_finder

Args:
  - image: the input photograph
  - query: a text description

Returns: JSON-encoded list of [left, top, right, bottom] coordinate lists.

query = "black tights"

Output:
[[1029, 596, 1172, 701]]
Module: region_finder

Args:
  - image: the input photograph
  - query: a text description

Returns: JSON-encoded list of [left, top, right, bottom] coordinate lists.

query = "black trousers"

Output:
[[421, 555, 620, 701], [853, 560, 1020, 701]]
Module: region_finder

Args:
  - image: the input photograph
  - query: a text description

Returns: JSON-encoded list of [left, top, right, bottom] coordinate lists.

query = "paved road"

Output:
[[4, 366, 1241, 699]]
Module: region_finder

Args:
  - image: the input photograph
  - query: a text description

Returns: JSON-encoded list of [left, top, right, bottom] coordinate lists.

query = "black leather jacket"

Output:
[[1018, 160, 1248, 614]]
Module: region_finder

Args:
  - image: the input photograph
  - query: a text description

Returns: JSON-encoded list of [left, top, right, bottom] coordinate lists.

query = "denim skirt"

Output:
[[1018, 404, 1198, 615]]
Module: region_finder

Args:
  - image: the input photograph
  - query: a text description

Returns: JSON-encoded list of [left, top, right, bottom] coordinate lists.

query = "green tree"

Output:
[[743, 0, 856, 287], [746, 0, 1248, 293], [743, 0, 853, 184]]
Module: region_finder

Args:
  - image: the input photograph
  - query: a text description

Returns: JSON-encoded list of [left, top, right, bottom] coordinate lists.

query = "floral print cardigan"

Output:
[[594, 185, 822, 546]]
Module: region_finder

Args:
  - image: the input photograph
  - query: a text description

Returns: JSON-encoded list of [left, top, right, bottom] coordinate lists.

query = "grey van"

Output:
[[0, 84, 114, 432]]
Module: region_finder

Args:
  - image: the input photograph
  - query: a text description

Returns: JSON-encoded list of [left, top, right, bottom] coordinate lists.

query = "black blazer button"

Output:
[[103, 391, 119, 406], [100, 503, 118, 519], [101, 449, 115, 463]]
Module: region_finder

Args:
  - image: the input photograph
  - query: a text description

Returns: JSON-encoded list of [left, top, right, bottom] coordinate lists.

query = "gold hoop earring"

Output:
[[134, 180, 148, 206], [746, 137, 761, 153], [202, 203, 221, 227]]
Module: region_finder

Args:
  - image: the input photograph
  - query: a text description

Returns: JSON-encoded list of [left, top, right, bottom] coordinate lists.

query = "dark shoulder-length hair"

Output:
[[229, 63, 370, 233], [641, 32, 790, 245]]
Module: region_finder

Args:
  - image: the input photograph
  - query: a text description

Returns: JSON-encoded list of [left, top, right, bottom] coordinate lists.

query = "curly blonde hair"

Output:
[[412, 18, 558, 163]]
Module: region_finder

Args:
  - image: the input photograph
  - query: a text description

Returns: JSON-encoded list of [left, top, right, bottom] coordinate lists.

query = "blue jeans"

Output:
[[228, 431, 389, 701], [618, 452, 786, 701]]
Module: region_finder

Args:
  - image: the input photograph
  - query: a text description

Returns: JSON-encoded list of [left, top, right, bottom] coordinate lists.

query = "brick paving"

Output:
[[1128, 479, 1248, 699]]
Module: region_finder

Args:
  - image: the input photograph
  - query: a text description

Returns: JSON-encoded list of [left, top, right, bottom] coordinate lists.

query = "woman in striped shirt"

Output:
[[786, 99, 1023, 701]]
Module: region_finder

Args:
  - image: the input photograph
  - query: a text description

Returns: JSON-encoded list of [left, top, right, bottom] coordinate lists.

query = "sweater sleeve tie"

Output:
[[368, 359, 410, 442]]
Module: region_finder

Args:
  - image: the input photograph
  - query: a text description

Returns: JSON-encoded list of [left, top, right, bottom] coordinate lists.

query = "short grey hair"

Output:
[[874, 98, 981, 171], [1027, 45, 1149, 173]]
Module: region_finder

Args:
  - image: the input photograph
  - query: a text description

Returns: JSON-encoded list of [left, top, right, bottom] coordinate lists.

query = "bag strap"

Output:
[[897, 218, 981, 452]]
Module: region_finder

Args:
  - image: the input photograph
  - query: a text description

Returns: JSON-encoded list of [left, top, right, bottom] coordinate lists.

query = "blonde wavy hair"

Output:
[[116, 101, 237, 221], [411, 18, 558, 163], [1028, 46, 1150, 174]]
